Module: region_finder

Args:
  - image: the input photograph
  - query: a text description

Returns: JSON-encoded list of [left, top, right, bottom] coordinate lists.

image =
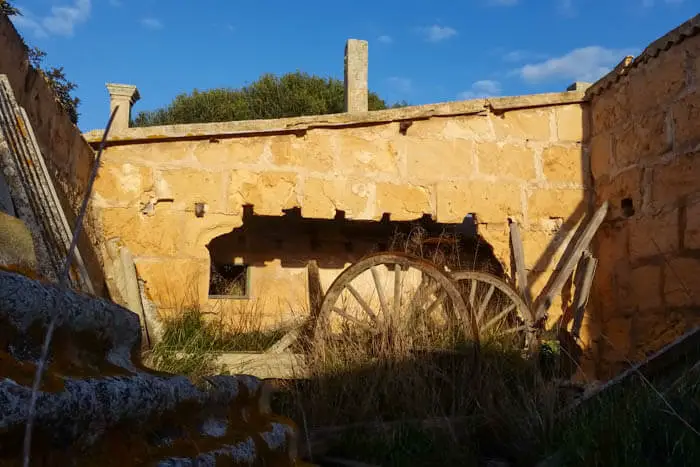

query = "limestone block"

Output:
[[542, 144, 583, 183], [601, 316, 633, 361], [628, 210, 679, 260], [671, 89, 700, 151], [196, 136, 270, 167], [158, 168, 228, 213], [663, 257, 700, 307], [478, 222, 511, 275], [527, 188, 583, 221], [477, 142, 536, 180], [684, 197, 700, 249], [99, 207, 187, 257], [135, 258, 209, 308], [336, 133, 401, 177], [442, 114, 494, 140], [491, 108, 552, 141], [595, 167, 643, 219], [376, 183, 433, 221], [108, 141, 196, 165], [95, 162, 153, 207], [630, 264, 663, 310], [589, 132, 613, 179], [405, 138, 475, 181], [229, 170, 299, 216], [283, 131, 335, 172], [590, 86, 631, 135], [406, 117, 449, 136], [0, 212, 37, 274], [627, 42, 689, 116], [651, 151, 700, 210], [436, 180, 523, 224], [521, 230, 570, 272], [555, 105, 584, 142], [301, 177, 374, 219], [613, 110, 670, 167]]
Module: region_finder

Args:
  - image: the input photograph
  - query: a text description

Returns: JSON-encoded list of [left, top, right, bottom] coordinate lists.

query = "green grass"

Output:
[[143, 306, 286, 381]]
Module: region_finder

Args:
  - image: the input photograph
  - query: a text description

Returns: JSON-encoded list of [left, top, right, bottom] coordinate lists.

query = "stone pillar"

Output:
[[106, 83, 140, 131], [344, 39, 368, 113]]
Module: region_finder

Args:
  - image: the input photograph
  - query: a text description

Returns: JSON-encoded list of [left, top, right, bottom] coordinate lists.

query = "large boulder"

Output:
[[0, 269, 306, 466]]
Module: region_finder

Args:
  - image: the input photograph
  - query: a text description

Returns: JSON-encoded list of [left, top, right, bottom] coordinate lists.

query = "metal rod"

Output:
[[22, 106, 119, 467]]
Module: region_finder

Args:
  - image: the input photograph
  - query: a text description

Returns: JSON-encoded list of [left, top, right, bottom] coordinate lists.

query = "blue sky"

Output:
[[8, 0, 699, 132]]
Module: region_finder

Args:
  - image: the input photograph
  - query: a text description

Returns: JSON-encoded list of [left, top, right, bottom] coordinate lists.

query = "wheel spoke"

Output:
[[468, 279, 477, 309], [332, 307, 378, 333], [370, 266, 390, 318], [393, 264, 402, 314], [481, 303, 516, 333], [476, 284, 496, 324], [346, 284, 378, 323]]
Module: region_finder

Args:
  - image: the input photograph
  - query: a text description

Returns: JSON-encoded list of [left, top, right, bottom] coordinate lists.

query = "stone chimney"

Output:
[[106, 83, 140, 131], [344, 39, 368, 113]]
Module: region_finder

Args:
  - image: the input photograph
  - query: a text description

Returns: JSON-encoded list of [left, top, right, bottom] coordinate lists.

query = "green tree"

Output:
[[2, 1, 81, 124], [0, 0, 20, 16], [27, 47, 80, 124], [133, 71, 408, 127]]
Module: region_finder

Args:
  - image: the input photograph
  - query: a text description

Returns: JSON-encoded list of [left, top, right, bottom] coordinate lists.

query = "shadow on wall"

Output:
[[206, 205, 506, 295]]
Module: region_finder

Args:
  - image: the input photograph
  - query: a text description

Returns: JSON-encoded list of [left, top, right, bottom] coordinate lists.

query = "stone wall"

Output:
[[84, 92, 589, 335], [0, 15, 105, 295], [588, 15, 700, 378]]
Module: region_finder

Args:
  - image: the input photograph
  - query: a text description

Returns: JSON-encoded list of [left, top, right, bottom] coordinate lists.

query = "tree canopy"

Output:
[[2, 0, 81, 124], [132, 71, 408, 127]]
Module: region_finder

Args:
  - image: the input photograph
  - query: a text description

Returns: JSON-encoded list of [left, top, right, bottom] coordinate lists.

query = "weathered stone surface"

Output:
[[229, 171, 299, 216], [541, 144, 583, 183], [651, 152, 700, 210], [492, 108, 552, 141], [663, 257, 700, 307], [0, 269, 301, 466], [671, 89, 700, 151], [589, 132, 612, 179], [555, 105, 584, 142], [0, 211, 37, 275], [158, 169, 228, 213], [628, 210, 679, 260], [630, 264, 663, 310], [527, 188, 583, 220], [477, 142, 536, 180], [301, 177, 373, 219], [594, 168, 643, 219], [613, 110, 670, 167], [95, 163, 153, 207], [684, 197, 700, 249], [405, 138, 475, 181], [376, 183, 433, 220], [436, 180, 523, 224]]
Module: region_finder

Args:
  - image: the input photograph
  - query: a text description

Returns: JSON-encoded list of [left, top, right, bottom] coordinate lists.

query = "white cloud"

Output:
[[458, 80, 502, 100], [11, 0, 91, 38], [387, 77, 412, 94], [502, 50, 548, 63], [420, 25, 457, 43], [517, 46, 637, 83], [557, 0, 576, 16], [488, 0, 519, 5], [140, 18, 164, 30], [378, 35, 393, 44]]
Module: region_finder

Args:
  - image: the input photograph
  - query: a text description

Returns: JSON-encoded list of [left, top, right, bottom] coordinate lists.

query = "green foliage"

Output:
[[27, 47, 80, 124], [132, 71, 408, 127], [0, 0, 20, 16]]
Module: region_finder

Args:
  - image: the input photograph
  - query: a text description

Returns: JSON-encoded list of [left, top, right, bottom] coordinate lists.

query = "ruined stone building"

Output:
[[2, 13, 700, 379]]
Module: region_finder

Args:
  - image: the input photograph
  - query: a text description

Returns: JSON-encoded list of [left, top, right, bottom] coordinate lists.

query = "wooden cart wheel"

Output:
[[451, 270, 537, 350], [313, 252, 476, 353]]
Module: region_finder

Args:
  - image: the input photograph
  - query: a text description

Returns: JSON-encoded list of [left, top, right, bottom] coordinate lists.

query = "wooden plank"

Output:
[[571, 252, 597, 341], [509, 220, 530, 306], [533, 201, 608, 323], [267, 260, 324, 354]]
